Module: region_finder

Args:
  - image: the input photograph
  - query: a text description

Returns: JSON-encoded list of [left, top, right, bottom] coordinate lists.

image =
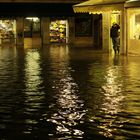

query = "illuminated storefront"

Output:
[[50, 19, 68, 43], [73, 0, 126, 54], [0, 19, 16, 45], [23, 17, 42, 48], [125, 0, 140, 55], [73, 0, 140, 55], [0, 1, 89, 47], [129, 12, 140, 40]]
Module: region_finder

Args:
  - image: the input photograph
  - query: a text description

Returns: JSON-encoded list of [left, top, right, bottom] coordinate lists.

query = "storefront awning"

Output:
[[73, 0, 126, 13], [125, 0, 140, 8]]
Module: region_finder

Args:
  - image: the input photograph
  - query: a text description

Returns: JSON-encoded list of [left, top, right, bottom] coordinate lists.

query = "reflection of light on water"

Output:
[[126, 62, 140, 114], [99, 66, 124, 138], [58, 77, 78, 108], [49, 45, 69, 60], [102, 67, 124, 114], [48, 72, 85, 137], [24, 50, 44, 108], [23, 50, 44, 133], [47, 47, 85, 137]]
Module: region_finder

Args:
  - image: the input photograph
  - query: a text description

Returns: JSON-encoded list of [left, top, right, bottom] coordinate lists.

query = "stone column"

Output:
[[16, 17, 24, 47], [121, 9, 127, 55], [102, 12, 111, 53], [41, 17, 50, 46], [68, 17, 75, 45]]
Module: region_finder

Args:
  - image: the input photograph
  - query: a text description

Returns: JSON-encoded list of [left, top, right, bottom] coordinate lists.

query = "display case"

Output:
[[0, 20, 16, 43], [50, 20, 67, 43]]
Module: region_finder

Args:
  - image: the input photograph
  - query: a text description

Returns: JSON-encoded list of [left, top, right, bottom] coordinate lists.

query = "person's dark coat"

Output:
[[110, 24, 120, 38]]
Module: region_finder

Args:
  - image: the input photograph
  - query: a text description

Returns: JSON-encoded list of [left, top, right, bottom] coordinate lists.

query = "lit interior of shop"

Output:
[[0, 19, 16, 44], [129, 9, 140, 40], [24, 17, 40, 38], [50, 20, 68, 43]]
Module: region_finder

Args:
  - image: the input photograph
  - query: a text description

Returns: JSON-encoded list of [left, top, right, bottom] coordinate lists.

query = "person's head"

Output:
[[112, 22, 118, 27], [113, 22, 116, 26]]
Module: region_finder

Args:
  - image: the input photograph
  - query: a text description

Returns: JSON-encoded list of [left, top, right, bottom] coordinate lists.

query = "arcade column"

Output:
[[68, 17, 75, 45], [41, 17, 50, 46], [16, 17, 24, 47]]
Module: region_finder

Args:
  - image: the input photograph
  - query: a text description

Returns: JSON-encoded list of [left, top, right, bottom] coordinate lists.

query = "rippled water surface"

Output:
[[0, 46, 140, 140]]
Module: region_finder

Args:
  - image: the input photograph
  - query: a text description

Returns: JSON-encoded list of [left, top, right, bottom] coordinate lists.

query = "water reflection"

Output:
[[113, 55, 120, 65], [0, 46, 140, 139], [102, 66, 124, 114], [46, 46, 85, 138], [23, 49, 45, 133], [85, 56, 122, 138], [100, 65, 124, 138]]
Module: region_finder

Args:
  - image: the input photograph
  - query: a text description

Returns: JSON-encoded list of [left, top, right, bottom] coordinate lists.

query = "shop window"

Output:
[[75, 16, 92, 37], [130, 13, 140, 40], [50, 20, 68, 43], [0, 19, 16, 43]]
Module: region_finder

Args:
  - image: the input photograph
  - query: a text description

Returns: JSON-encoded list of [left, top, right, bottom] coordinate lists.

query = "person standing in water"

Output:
[[110, 23, 120, 54]]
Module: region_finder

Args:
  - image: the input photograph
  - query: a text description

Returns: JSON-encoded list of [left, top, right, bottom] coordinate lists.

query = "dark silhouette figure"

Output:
[[110, 23, 120, 54]]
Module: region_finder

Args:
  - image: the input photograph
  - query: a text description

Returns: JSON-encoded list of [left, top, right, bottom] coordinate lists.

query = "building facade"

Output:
[[0, 0, 95, 48], [125, 0, 140, 56], [73, 0, 126, 54], [73, 0, 140, 55]]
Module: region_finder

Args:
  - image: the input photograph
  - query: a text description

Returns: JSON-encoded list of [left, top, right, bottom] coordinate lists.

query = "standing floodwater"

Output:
[[0, 46, 140, 140]]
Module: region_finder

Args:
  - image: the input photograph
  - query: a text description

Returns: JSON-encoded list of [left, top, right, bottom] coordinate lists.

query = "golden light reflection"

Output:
[[50, 73, 85, 137], [125, 59, 140, 114], [24, 50, 44, 113], [99, 66, 124, 137], [47, 46, 85, 137], [102, 67, 124, 114], [49, 45, 69, 60], [22, 50, 45, 134]]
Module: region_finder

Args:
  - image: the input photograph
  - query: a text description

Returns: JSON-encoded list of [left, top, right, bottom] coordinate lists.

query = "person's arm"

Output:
[[117, 25, 120, 29]]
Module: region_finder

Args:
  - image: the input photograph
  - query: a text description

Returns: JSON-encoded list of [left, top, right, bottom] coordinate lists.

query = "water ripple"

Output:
[[0, 47, 140, 139]]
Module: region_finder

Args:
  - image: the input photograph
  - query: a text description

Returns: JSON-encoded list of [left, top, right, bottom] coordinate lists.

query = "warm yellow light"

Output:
[[26, 17, 39, 22]]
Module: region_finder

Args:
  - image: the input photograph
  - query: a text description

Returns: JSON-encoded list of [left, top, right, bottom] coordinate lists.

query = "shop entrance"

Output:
[[50, 19, 68, 43], [24, 17, 41, 48], [0, 19, 16, 46]]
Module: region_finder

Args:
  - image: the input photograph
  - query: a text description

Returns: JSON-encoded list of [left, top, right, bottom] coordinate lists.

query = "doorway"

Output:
[[93, 14, 102, 49], [24, 17, 41, 48]]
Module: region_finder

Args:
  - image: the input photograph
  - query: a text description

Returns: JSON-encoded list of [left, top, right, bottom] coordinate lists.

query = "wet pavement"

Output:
[[0, 46, 140, 140]]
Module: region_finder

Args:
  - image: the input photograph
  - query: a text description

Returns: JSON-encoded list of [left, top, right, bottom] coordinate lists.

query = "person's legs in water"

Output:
[[117, 37, 120, 54], [117, 46, 120, 54], [113, 46, 117, 54], [112, 38, 117, 54]]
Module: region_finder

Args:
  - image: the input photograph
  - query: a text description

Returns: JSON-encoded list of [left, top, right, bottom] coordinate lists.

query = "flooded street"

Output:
[[0, 46, 140, 140]]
